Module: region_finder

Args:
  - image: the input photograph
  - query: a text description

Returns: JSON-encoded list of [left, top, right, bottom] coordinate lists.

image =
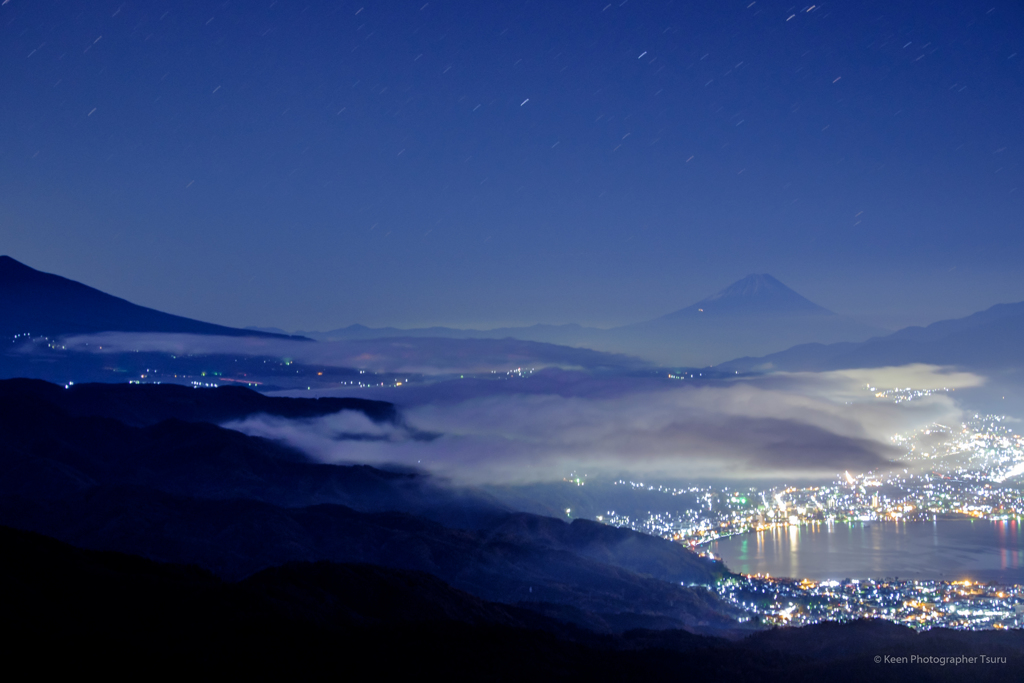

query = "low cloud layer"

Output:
[[229, 364, 980, 485], [59, 332, 648, 374], [58, 331, 981, 485]]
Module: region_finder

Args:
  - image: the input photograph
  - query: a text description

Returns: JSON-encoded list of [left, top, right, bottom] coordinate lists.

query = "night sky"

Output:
[[2, 0, 1021, 332]]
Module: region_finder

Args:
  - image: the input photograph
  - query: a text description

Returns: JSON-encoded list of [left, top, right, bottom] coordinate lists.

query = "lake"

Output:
[[709, 517, 1024, 583]]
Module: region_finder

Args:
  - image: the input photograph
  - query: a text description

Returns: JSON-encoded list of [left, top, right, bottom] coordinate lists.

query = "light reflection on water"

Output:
[[710, 518, 1024, 582]]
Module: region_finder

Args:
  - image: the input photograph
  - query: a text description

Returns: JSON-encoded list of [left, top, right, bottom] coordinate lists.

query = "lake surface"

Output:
[[710, 518, 1024, 583]]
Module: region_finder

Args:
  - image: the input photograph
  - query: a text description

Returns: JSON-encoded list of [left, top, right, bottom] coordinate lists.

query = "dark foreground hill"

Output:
[[0, 255, 301, 339], [5, 526, 1022, 681], [0, 378, 733, 634], [0, 376, 398, 426]]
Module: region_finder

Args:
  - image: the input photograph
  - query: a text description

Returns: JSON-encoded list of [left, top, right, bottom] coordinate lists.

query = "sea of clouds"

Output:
[[60, 332, 984, 486], [238, 365, 981, 485]]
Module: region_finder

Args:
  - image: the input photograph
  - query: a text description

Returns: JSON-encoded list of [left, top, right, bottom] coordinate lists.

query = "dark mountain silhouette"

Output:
[[284, 274, 883, 366], [0, 486, 734, 631], [0, 377, 397, 427], [603, 274, 883, 365], [0, 379, 488, 520], [0, 524, 702, 677], [649, 273, 832, 319], [0, 255, 302, 339], [1, 257, 878, 367], [0, 379, 734, 632], [6, 525, 1022, 680]]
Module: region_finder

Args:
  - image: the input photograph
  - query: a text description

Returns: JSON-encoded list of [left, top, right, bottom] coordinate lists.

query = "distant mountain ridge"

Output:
[[719, 299, 1024, 374], [279, 274, 884, 366], [2, 256, 884, 366], [0, 256, 302, 340]]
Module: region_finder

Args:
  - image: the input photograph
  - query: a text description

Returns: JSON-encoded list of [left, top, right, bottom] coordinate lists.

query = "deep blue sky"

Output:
[[1, 0, 1021, 330]]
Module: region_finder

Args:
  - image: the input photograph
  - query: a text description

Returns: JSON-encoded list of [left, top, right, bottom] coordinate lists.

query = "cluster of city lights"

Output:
[[718, 575, 1024, 631], [597, 387, 1024, 631]]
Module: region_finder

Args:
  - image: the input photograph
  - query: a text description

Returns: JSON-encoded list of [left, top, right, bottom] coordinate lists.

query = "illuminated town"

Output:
[[598, 385, 1024, 631], [717, 575, 1024, 630], [600, 413, 1024, 545]]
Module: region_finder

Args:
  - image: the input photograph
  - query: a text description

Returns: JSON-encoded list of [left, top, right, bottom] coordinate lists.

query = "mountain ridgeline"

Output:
[[651, 273, 833, 318], [0, 377, 398, 427], [0, 256, 302, 340], [7, 255, 1024, 374], [610, 274, 881, 365], [721, 299, 1024, 374], [270, 274, 884, 366], [1, 256, 883, 369], [0, 379, 735, 634]]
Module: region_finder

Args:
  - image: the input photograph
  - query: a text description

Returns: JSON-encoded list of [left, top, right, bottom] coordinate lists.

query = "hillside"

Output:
[[719, 300, 1024, 373], [0, 256, 300, 339], [5, 525, 1022, 680], [0, 379, 732, 632]]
